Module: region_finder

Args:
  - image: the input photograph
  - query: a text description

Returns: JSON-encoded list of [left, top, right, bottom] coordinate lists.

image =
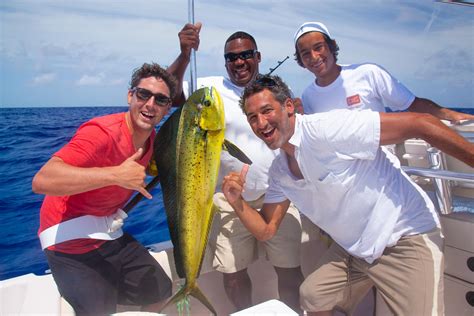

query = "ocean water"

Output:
[[0, 107, 171, 280], [0, 107, 473, 281]]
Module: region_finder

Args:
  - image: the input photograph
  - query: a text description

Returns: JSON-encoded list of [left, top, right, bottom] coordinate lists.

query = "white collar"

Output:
[[288, 113, 303, 148]]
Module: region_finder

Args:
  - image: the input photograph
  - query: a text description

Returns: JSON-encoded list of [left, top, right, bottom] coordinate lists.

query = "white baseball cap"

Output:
[[293, 22, 331, 45]]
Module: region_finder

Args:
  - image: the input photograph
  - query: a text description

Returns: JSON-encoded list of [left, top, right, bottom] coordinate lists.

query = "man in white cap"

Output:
[[293, 21, 474, 122]]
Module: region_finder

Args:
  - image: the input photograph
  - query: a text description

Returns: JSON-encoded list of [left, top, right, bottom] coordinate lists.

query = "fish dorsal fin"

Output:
[[222, 139, 253, 165]]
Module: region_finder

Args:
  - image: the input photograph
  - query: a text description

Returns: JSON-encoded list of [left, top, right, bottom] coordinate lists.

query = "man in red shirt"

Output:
[[32, 63, 178, 315]]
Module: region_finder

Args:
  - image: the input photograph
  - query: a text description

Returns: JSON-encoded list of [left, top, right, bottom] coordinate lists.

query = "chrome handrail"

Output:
[[457, 131, 474, 142], [402, 148, 474, 215], [428, 148, 453, 215], [401, 167, 474, 183]]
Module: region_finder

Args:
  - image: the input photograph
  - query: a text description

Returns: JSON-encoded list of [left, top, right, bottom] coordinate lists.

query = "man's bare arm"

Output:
[[380, 112, 474, 167], [408, 97, 474, 124], [222, 165, 290, 241], [32, 149, 152, 198], [167, 22, 202, 106]]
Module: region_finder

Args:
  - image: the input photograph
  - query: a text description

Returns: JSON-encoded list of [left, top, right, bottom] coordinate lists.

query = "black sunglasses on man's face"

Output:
[[254, 76, 276, 87], [224, 49, 257, 63], [131, 87, 171, 107]]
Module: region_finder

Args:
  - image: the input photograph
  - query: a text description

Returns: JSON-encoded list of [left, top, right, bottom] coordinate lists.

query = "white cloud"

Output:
[[76, 73, 105, 86], [1, 0, 473, 107], [109, 78, 127, 86], [32, 73, 56, 85], [75, 73, 126, 87]]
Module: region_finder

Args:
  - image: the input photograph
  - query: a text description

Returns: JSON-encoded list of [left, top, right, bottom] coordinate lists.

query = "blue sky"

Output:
[[1, 0, 473, 108]]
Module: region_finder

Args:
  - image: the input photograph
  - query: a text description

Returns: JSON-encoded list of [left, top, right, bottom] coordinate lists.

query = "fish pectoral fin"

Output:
[[223, 139, 253, 165]]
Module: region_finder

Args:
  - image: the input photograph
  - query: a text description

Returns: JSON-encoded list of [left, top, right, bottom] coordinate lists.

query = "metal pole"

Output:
[[188, 0, 197, 95], [402, 167, 474, 184], [427, 147, 453, 214]]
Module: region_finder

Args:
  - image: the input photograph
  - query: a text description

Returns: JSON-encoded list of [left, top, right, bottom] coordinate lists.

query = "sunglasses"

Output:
[[254, 76, 276, 87], [224, 49, 257, 63], [131, 87, 172, 107]]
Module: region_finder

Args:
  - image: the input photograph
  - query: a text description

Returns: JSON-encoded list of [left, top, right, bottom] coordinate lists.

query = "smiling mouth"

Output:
[[141, 111, 155, 120], [311, 59, 324, 69], [234, 65, 250, 75], [261, 127, 275, 139]]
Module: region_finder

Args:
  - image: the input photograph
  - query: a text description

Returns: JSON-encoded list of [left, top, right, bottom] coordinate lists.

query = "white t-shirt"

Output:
[[264, 111, 439, 263], [301, 63, 415, 114], [184, 76, 278, 201]]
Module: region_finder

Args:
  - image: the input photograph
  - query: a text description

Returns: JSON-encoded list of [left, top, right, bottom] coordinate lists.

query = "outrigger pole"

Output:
[[188, 0, 197, 94], [123, 1, 198, 214]]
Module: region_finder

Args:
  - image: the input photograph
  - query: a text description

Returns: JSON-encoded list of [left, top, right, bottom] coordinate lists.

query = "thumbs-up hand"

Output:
[[116, 148, 152, 199]]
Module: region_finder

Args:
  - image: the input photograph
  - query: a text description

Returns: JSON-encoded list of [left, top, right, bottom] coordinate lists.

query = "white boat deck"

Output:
[[2, 201, 473, 316]]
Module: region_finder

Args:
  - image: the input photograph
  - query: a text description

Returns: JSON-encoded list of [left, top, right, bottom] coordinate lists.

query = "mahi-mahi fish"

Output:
[[151, 86, 252, 315]]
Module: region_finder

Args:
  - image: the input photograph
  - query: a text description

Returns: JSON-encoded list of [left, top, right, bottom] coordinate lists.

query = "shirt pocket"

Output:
[[317, 171, 340, 184]]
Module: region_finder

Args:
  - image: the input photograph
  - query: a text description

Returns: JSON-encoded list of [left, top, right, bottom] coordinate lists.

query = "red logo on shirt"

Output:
[[346, 94, 361, 107]]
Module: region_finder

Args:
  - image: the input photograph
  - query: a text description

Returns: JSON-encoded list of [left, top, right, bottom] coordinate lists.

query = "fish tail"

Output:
[[189, 284, 217, 316], [159, 282, 217, 315], [159, 286, 188, 314]]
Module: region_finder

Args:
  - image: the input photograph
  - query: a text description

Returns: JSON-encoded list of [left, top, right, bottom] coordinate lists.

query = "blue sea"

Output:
[[0, 107, 172, 281], [0, 106, 473, 281]]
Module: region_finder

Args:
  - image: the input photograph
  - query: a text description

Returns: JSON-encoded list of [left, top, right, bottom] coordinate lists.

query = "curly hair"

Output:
[[239, 74, 291, 112], [130, 63, 178, 99]]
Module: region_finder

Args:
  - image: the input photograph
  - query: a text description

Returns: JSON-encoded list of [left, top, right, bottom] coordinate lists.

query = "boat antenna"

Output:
[[188, 0, 197, 95], [436, 0, 474, 6], [266, 56, 289, 75]]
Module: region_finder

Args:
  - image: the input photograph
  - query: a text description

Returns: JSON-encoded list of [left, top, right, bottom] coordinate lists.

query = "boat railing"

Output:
[[457, 131, 474, 142], [402, 147, 474, 215]]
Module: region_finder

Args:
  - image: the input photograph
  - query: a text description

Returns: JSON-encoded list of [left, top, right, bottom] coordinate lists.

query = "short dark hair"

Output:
[[130, 63, 178, 99], [225, 31, 258, 50], [239, 74, 291, 112], [294, 33, 339, 67]]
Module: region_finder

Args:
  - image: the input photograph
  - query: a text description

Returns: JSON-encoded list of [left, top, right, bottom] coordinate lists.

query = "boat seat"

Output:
[[0, 273, 74, 315], [400, 138, 433, 186], [230, 299, 298, 315]]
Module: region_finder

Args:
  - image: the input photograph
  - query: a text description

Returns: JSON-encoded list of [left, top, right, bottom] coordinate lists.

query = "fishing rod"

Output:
[[266, 55, 289, 75], [122, 175, 160, 213], [188, 0, 197, 95]]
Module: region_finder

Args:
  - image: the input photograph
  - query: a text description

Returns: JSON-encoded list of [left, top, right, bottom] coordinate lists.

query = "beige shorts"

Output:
[[208, 192, 302, 273], [300, 228, 445, 315]]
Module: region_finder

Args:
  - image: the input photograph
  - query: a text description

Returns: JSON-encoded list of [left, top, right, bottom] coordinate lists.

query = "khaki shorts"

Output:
[[208, 192, 302, 273], [300, 228, 444, 315]]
